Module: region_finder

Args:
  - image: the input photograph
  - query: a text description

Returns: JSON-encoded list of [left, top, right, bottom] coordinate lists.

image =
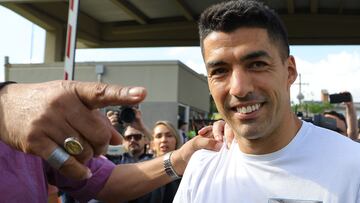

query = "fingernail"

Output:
[[129, 87, 143, 97], [86, 168, 93, 179]]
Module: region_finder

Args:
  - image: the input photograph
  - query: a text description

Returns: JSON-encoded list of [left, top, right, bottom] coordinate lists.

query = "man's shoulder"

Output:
[[185, 146, 227, 177], [192, 148, 218, 161], [310, 123, 360, 148], [306, 123, 360, 162], [189, 148, 223, 167]]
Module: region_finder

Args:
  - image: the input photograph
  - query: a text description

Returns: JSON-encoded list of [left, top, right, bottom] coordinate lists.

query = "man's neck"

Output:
[[236, 113, 302, 155]]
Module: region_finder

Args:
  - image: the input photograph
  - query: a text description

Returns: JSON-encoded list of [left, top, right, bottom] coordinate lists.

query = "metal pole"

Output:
[[64, 0, 80, 80]]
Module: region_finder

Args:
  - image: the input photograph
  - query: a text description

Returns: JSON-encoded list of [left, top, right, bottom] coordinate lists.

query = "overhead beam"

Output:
[[0, 0, 64, 2], [97, 15, 360, 47], [310, 0, 318, 14], [99, 21, 198, 47], [1, 2, 101, 42], [174, 0, 195, 21], [338, 0, 344, 14], [111, 0, 148, 25], [286, 0, 295, 14], [282, 14, 360, 45], [0, 2, 62, 30], [31, 2, 101, 40], [103, 21, 197, 37]]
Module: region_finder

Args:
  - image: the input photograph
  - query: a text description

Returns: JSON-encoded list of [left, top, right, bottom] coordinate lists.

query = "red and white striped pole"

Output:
[[64, 0, 80, 80]]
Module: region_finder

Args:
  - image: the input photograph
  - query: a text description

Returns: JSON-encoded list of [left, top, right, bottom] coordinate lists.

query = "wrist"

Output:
[[163, 151, 182, 180], [169, 149, 186, 176]]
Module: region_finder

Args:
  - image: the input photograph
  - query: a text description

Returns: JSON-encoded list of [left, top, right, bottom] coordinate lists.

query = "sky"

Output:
[[1, 5, 360, 103]]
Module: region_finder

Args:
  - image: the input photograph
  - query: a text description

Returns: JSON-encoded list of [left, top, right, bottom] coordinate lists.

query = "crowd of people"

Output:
[[103, 109, 183, 203], [1, 0, 360, 202]]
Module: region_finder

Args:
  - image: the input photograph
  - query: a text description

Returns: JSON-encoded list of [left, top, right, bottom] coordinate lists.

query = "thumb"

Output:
[[72, 82, 147, 109]]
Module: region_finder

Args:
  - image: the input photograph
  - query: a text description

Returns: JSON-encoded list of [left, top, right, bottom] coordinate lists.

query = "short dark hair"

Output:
[[198, 0, 289, 60], [324, 111, 347, 128]]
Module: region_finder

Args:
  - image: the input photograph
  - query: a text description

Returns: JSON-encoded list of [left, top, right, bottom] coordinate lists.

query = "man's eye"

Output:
[[249, 61, 267, 69], [209, 68, 228, 76]]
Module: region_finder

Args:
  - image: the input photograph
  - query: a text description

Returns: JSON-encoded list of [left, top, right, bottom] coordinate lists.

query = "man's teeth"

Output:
[[237, 104, 261, 114]]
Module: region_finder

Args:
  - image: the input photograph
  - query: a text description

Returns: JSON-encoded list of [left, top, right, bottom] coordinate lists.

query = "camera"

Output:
[[299, 113, 337, 131], [329, 92, 352, 103], [118, 106, 136, 123]]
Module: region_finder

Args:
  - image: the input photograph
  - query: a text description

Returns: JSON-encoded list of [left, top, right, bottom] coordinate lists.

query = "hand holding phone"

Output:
[[329, 92, 352, 103]]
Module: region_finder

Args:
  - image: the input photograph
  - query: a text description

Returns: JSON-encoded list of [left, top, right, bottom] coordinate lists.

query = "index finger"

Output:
[[71, 82, 147, 109], [213, 120, 226, 142], [224, 123, 235, 149]]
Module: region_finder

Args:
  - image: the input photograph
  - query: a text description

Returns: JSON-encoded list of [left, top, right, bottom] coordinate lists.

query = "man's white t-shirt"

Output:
[[174, 121, 360, 203]]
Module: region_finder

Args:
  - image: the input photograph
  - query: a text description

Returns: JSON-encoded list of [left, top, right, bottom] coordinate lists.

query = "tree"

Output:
[[292, 101, 333, 117]]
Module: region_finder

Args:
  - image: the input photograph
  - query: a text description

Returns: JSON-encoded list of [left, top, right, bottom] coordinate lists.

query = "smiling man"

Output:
[[173, 1, 360, 202]]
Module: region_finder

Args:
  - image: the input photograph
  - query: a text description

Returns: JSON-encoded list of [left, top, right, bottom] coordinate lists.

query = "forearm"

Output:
[[97, 155, 174, 202], [346, 103, 358, 140], [96, 135, 221, 202]]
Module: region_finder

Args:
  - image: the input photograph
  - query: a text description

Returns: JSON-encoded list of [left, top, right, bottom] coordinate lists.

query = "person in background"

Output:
[[106, 108, 153, 164], [152, 120, 181, 157], [178, 120, 188, 144], [324, 91, 358, 140], [133, 120, 183, 203], [104, 120, 182, 203], [107, 108, 152, 144], [107, 125, 152, 164], [343, 92, 359, 140], [323, 110, 348, 136]]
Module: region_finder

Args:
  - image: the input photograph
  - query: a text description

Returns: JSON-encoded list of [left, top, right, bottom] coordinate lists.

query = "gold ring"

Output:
[[64, 137, 84, 155]]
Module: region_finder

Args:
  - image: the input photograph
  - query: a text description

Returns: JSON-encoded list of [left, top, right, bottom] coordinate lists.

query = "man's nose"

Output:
[[229, 68, 254, 98]]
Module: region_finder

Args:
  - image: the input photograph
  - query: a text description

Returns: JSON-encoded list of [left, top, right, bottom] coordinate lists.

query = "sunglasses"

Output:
[[124, 134, 143, 141]]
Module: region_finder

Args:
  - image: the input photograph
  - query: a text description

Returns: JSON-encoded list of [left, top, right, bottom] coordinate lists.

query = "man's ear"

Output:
[[287, 55, 298, 88]]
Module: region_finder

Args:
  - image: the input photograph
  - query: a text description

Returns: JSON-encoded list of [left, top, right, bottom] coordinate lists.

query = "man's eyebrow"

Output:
[[206, 50, 270, 68], [206, 60, 227, 68], [240, 50, 270, 62]]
